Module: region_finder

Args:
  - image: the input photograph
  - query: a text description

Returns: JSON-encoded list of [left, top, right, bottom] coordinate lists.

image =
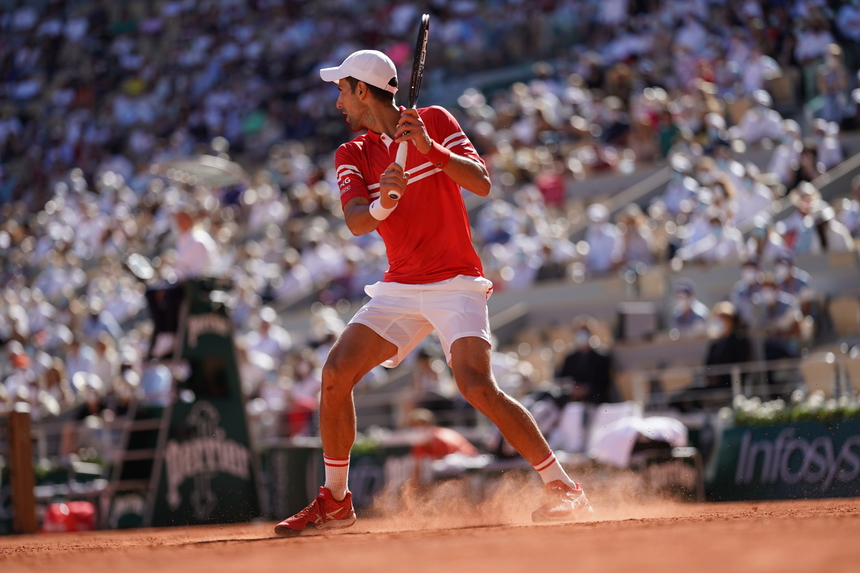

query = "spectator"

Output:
[[781, 181, 821, 252], [41, 357, 75, 411], [616, 203, 654, 266], [244, 306, 292, 363], [91, 332, 119, 392], [836, 175, 860, 238], [64, 338, 96, 389], [81, 297, 123, 344], [729, 89, 785, 146], [584, 203, 623, 275], [406, 407, 479, 482], [730, 257, 763, 328], [735, 163, 776, 228], [660, 154, 698, 217], [774, 253, 817, 318], [753, 273, 803, 369], [554, 316, 613, 405], [704, 302, 751, 389], [836, 0, 860, 71], [815, 44, 850, 124], [794, 200, 856, 255], [810, 119, 844, 172], [740, 45, 782, 96], [2, 340, 36, 404], [676, 208, 746, 266], [671, 279, 710, 339], [746, 215, 790, 265], [794, 15, 836, 100], [410, 346, 458, 417], [766, 119, 804, 187], [170, 208, 219, 282]]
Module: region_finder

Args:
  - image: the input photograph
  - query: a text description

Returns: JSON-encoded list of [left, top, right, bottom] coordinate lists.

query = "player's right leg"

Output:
[[274, 323, 397, 537]]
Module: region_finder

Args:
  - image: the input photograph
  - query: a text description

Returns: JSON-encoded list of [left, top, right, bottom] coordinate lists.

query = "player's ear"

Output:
[[356, 81, 367, 99]]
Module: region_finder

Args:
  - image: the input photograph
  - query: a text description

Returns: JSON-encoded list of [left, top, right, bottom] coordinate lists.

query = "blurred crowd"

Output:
[[3, 0, 860, 446]]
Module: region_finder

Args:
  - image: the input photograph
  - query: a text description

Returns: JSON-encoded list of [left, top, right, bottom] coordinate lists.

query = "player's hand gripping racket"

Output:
[[390, 13, 430, 200]]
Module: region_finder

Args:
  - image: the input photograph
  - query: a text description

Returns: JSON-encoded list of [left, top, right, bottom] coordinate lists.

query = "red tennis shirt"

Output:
[[336, 105, 485, 284]]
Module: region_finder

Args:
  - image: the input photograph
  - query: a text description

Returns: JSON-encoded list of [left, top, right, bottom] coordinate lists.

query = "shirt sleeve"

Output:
[[336, 144, 371, 207], [423, 105, 485, 167]]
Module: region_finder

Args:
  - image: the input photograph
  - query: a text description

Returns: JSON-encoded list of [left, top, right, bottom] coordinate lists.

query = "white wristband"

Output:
[[369, 198, 396, 221]]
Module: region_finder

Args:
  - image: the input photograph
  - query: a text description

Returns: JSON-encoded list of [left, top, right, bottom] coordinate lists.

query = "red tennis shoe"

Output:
[[532, 480, 594, 523], [274, 487, 356, 537]]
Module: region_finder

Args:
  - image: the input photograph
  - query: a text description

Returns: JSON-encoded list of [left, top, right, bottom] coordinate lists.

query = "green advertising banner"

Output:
[[707, 420, 860, 501], [148, 279, 261, 526]]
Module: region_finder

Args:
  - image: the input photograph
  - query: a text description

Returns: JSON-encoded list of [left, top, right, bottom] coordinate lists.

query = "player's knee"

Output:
[[321, 355, 356, 394], [458, 378, 500, 412]]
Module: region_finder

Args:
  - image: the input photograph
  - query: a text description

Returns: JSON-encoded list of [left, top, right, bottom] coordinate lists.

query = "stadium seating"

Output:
[[800, 352, 838, 398]]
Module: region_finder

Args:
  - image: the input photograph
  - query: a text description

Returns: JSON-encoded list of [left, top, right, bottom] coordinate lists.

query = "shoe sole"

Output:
[[274, 514, 357, 537]]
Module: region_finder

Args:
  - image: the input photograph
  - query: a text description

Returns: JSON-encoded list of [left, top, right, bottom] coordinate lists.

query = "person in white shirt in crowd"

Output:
[[810, 118, 843, 171], [794, 199, 856, 255], [730, 257, 763, 327], [676, 207, 746, 266], [678, 188, 716, 250], [272, 247, 315, 306], [171, 208, 219, 282], [584, 203, 624, 275], [91, 332, 120, 393], [64, 338, 96, 391], [740, 44, 782, 95], [244, 306, 293, 364], [815, 43, 850, 124], [26, 287, 56, 339], [836, 175, 860, 238], [735, 163, 776, 228], [710, 176, 740, 225], [766, 119, 804, 187], [794, 15, 837, 99], [616, 203, 654, 266], [711, 142, 746, 195], [729, 89, 786, 146], [81, 297, 123, 344], [671, 279, 710, 339], [660, 154, 699, 217], [746, 214, 791, 265], [780, 181, 821, 252]]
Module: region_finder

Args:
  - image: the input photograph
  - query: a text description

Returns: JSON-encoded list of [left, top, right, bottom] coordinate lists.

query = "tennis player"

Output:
[[274, 50, 593, 536]]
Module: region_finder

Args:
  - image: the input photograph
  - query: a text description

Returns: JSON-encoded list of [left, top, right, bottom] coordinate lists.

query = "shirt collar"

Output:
[[366, 130, 394, 149]]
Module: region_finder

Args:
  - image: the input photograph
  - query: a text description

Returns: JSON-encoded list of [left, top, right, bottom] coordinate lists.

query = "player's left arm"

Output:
[[396, 106, 491, 197]]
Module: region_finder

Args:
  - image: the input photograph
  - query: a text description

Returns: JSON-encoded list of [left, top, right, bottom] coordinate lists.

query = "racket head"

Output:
[[407, 14, 430, 108]]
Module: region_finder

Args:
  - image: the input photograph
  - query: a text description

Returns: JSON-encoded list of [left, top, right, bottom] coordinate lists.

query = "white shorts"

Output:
[[349, 275, 494, 368]]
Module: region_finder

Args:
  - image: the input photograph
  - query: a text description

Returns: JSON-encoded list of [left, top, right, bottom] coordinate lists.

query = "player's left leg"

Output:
[[448, 337, 593, 522]]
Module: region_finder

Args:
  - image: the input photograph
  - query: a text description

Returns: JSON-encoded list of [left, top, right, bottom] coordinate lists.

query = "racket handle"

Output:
[[391, 141, 408, 200]]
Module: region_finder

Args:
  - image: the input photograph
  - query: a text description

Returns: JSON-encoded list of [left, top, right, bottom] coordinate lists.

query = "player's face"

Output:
[[336, 78, 367, 131]]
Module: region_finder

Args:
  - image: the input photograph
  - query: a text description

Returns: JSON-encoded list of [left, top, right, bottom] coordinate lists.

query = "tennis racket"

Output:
[[390, 13, 430, 200]]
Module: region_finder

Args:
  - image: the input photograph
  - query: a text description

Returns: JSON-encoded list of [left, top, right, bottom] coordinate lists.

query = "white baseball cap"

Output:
[[320, 50, 398, 94]]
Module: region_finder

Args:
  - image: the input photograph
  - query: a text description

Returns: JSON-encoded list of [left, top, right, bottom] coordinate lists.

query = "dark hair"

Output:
[[345, 76, 397, 103]]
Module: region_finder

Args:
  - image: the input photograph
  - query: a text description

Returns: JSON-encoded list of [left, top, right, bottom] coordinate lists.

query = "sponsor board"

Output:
[[149, 279, 260, 526], [707, 420, 860, 501]]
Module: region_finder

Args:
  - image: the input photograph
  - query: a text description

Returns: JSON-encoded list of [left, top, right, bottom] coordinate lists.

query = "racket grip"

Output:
[[391, 141, 408, 200]]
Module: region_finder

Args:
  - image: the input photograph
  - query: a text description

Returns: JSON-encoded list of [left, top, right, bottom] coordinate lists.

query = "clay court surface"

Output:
[[3, 479, 860, 573]]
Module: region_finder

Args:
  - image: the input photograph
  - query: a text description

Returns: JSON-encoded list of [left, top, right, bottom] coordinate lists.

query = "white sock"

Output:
[[323, 454, 350, 500], [533, 452, 578, 489]]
